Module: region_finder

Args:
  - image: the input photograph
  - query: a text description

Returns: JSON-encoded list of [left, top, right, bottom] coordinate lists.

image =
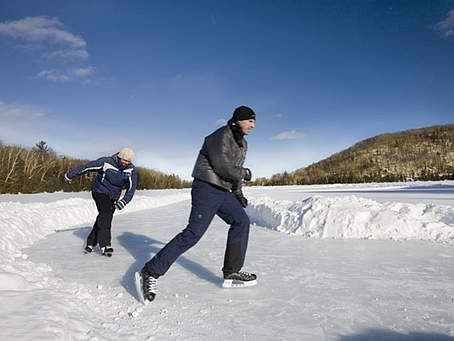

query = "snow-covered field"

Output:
[[1, 181, 453, 340]]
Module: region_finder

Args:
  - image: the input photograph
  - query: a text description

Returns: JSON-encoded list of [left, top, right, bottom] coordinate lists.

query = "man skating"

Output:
[[136, 106, 257, 303], [65, 147, 137, 257]]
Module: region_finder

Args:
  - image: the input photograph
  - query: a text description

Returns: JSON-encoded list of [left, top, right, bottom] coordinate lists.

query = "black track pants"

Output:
[[146, 179, 250, 276], [87, 191, 115, 248]]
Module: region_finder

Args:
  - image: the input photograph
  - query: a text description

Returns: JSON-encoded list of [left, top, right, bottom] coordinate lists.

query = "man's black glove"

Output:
[[233, 190, 248, 208], [243, 168, 252, 181]]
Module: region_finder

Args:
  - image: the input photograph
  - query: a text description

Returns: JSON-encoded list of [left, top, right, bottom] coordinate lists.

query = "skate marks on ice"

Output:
[[36, 209, 222, 304]]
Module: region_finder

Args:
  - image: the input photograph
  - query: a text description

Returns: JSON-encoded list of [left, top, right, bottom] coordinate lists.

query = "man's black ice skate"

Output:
[[84, 245, 94, 254], [222, 270, 257, 288], [101, 246, 114, 257], [135, 267, 157, 304]]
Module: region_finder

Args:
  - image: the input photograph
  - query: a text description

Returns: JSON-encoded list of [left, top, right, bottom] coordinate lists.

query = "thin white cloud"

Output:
[[0, 16, 86, 51], [37, 67, 95, 82], [0, 100, 46, 119], [271, 130, 306, 140], [71, 66, 95, 77], [216, 118, 227, 126], [0, 16, 93, 82], [37, 69, 71, 82], [435, 10, 454, 37], [275, 113, 283, 119], [46, 49, 88, 60]]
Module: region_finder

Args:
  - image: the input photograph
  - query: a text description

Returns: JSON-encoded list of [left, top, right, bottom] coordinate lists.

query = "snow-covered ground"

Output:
[[1, 181, 453, 340]]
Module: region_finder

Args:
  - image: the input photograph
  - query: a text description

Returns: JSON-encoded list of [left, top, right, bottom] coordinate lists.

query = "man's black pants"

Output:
[[87, 191, 115, 248], [146, 179, 250, 277]]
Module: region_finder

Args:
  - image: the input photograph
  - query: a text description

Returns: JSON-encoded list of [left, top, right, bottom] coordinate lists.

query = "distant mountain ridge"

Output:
[[253, 124, 454, 186]]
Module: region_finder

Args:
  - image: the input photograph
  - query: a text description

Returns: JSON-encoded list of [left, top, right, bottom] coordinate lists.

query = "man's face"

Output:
[[237, 119, 255, 135], [119, 158, 131, 167]]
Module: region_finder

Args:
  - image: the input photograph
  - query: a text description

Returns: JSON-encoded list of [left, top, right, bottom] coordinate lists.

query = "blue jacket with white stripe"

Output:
[[67, 154, 137, 204]]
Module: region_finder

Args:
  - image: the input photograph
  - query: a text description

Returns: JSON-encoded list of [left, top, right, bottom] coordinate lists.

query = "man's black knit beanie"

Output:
[[232, 105, 256, 121]]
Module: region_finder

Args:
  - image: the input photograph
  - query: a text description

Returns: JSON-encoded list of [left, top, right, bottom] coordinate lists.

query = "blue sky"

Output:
[[1, 1, 453, 180]]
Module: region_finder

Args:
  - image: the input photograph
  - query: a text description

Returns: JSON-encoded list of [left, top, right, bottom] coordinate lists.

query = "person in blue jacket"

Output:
[[135, 106, 257, 303], [65, 147, 137, 257]]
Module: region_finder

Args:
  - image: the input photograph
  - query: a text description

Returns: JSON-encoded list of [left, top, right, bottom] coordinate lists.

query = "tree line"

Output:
[[0, 140, 191, 194], [251, 124, 454, 186], [3, 124, 453, 193]]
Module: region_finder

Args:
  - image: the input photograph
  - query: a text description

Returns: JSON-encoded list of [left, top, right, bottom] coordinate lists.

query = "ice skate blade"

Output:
[[134, 272, 146, 305], [222, 279, 258, 288]]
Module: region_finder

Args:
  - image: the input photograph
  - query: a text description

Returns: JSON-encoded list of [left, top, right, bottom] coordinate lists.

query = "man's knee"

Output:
[[178, 227, 205, 247], [97, 214, 113, 225], [236, 211, 250, 227], [243, 213, 250, 226]]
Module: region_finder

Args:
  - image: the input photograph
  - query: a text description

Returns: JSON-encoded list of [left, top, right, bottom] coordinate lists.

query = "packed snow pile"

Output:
[[0, 193, 190, 264], [247, 195, 454, 241]]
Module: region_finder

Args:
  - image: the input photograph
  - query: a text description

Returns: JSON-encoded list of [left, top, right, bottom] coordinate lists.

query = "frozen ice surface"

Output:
[[0, 181, 453, 340]]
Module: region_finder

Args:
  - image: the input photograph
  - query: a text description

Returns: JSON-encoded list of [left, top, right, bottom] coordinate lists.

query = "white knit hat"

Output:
[[118, 147, 134, 162]]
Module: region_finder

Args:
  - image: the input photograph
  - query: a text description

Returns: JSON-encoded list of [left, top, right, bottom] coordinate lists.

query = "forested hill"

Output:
[[252, 124, 454, 186], [0, 141, 191, 194]]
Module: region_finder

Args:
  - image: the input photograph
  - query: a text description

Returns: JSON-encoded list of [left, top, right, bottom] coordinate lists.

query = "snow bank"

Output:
[[247, 195, 454, 241], [2, 189, 453, 266], [0, 193, 190, 265], [0, 192, 192, 340]]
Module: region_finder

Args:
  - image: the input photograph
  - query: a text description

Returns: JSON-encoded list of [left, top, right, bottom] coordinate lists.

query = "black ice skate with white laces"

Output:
[[101, 246, 114, 257], [84, 245, 93, 254], [135, 267, 157, 304], [222, 270, 257, 288]]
